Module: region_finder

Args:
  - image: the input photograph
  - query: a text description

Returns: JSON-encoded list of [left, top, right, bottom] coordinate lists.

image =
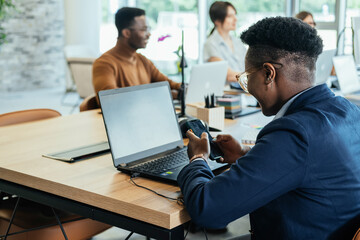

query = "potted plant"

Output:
[[0, 0, 16, 46]]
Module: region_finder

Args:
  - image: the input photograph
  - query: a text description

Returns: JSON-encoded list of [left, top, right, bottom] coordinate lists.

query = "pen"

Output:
[[205, 95, 210, 108], [211, 93, 215, 108]]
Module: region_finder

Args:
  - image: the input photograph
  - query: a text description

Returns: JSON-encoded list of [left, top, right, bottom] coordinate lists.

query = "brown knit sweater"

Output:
[[92, 40, 181, 103]]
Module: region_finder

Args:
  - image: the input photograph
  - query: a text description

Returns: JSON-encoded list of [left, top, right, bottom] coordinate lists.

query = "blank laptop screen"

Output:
[[315, 49, 336, 85], [333, 55, 360, 95], [99, 82, 183, 166]]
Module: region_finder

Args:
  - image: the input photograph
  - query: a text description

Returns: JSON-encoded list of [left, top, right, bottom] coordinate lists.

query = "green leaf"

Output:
[[0, 0, 16, 46]]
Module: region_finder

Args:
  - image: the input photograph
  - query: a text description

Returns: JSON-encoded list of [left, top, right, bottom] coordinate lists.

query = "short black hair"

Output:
[[115, 7, 145, 38], [240, 17, 323, 82]]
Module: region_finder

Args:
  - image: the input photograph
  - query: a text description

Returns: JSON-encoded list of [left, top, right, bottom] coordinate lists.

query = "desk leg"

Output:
[[168, 225, 184, 240], [51, 207, 69, 240], [0, 180, 185, 240], [93, 208, 185, 240], [4, 197, 20, 239]]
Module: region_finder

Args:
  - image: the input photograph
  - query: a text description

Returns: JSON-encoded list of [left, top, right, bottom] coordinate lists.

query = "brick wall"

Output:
[[0, 0, 65, 91]]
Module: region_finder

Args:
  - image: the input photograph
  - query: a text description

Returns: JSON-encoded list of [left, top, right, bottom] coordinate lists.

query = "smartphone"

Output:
[[184, 119, 223, 161]]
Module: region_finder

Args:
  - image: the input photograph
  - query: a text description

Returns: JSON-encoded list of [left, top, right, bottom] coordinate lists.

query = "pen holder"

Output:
[[186, 103, 225, 130]]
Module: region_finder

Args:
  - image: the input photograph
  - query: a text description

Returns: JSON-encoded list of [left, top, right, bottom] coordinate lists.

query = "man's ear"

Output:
[[122, 28, 131, 39], [263, 63, 276, 84]]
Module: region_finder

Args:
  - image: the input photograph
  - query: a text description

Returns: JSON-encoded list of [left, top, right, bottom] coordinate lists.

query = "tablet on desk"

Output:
[[42, 141, 110, 162]]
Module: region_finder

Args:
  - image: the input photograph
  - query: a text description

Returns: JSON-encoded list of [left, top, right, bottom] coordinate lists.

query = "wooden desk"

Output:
[[0, 109, 270, 239]]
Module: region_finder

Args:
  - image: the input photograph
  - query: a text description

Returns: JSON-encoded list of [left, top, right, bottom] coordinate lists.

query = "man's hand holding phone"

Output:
[[183, 119, 223, 161], [215, 135, 251, 164], [186, 131, 210, 163]]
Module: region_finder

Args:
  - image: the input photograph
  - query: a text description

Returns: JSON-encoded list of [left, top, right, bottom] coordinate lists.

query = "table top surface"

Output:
[[0, 109, 271, 229]]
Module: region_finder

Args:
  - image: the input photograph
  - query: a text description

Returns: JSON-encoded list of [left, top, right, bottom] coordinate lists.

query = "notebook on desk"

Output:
[[43, 141, 110, 163], [333, 55, 360, 105], [98, 82, 227, 184]]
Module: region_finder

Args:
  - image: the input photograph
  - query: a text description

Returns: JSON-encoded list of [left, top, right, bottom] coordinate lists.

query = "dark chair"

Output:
[[79, 94, 99, 112], [0, 109, 110, 239]]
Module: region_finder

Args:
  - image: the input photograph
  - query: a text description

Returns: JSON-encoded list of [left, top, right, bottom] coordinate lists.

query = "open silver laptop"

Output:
[[315, 49, 336, 85], [333, 55, 360, 105], [98, 82, 227, 184], [185, 61, 228, 105], [333, 55, 360, 95]]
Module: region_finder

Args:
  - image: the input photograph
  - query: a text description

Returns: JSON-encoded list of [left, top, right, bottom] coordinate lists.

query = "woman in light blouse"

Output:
[[203, 1, 247, 83]]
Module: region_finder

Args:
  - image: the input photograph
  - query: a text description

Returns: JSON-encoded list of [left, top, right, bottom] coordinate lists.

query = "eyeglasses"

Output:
[[236, 67, 262, 93], [236, 62, 283, 93], [128, 26, 151, 33]]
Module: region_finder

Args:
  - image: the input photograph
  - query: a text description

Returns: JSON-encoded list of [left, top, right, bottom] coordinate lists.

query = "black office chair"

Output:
[[79, 94, 99, 112]]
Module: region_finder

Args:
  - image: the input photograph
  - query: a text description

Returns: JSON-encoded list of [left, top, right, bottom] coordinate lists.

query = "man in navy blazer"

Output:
[[178, 17, 360, 239]]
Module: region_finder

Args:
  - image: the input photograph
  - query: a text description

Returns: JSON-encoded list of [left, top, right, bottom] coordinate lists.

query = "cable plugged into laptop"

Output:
[[129, 174, 184, 206], [130, 172, 140, 178]]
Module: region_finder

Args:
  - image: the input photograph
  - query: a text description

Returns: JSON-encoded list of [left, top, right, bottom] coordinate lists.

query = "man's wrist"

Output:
[[241, 146, 251, 156], [189, 154, 208, 163]]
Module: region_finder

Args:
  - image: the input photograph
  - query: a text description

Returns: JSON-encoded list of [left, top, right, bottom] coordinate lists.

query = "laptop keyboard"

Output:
[[131, 148, 189, 174]]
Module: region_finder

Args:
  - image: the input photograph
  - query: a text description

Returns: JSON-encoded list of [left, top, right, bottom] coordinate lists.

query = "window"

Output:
[[299, 0, 337, 50], [101, 0, 350, 75], [100, 0, 289, 75], [100, 0, 198, 75], [136, 0, 198, 75], [100, 0, 127, 53], [300, 0, 336, 22], [344, 0, 360, 58], [207, 0, 285, 37]]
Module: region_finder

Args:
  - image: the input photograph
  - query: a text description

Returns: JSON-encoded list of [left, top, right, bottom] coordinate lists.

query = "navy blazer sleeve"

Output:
[[177, 117, 309, 229]]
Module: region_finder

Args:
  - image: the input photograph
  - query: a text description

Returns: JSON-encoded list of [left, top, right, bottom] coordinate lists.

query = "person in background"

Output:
[[203, 1, 247, 83], [92, 7, 181, 104], [178, 16, 360, 239], [295, 11, 316, 28]]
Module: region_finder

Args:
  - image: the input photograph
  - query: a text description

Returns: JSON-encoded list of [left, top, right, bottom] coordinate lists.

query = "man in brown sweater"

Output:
[[92, 7, 181, 104]]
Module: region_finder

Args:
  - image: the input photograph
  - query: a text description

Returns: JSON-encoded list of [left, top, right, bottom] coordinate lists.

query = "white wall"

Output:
[[0, 0, 65, 91], [64, 0, 101, 55]]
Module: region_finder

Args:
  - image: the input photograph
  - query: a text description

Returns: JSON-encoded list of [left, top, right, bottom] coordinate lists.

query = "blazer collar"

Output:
[[285, 84, 335, 116]]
